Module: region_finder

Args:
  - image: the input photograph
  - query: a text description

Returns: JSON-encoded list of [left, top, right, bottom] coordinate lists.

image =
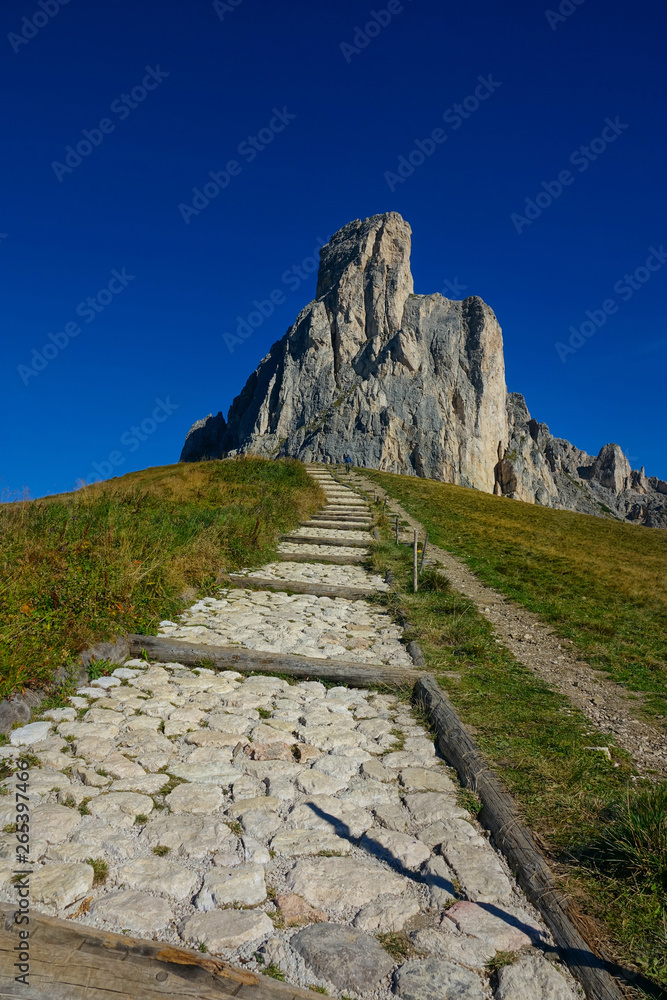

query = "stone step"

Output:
[[320, 514, 367, 519], [301, 520, 371, 530], [322, 504, 369, 511], [276, 551, 368, 565], [321, 502, 369, 508], [321, 505, 369, 511], [280, 535, 370, 549], [316, 509, 370, 516], [317, 517, 369, 523], [227, 574, 376, 600]]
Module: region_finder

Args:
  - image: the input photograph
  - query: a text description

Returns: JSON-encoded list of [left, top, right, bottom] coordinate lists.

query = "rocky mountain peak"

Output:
[[180, 213, 666, 529], [316, 212, 413, 361]]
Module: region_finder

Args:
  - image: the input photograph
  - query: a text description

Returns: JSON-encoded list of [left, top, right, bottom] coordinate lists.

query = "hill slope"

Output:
[[364, 468, 667, 719], [0, 458, 323, 701]]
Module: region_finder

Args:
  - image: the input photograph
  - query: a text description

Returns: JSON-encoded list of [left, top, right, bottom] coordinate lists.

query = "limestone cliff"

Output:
[[181, 212, 666, 528]]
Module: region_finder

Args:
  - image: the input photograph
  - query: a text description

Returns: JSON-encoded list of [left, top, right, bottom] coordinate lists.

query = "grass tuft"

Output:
[[377, 932, 415, 960], [485, 951, 518, 973], [86, 857, 108, 886], [263, 965, 286, 981]]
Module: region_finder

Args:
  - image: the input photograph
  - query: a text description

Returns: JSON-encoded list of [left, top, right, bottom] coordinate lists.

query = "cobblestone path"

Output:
[[0, 468, 582, 999]]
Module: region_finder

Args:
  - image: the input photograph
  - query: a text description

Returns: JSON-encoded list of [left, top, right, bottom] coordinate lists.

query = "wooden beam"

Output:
[[314, 510, 369, 515], [0, 904, 315, 1000], [276, 551, 368, 566], [310, 519, 370, 525], [279, 535, 369, 548], [319, 512, 369, 517], [127, 634, 421, 687], [322, 502, 368, 507], [227, 574, 376, 600], [414, 676, 625, 1000], [300, 523, 370, 532]]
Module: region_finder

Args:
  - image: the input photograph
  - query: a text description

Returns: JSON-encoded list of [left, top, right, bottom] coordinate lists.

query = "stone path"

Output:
[[0, 468, 582, 999]]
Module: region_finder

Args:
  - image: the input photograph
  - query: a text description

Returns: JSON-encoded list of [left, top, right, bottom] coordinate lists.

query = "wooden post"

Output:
[[419, 532, 429, 575], [413, 530, 418, 592], [395, 515, 399, 545]]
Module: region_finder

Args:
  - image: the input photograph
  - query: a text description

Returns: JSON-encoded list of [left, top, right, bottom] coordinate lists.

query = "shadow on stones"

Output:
[[304, 803, 667, 999], [304, 802, 537, 928]]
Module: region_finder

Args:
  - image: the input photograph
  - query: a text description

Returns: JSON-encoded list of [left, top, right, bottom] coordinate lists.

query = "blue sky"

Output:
[[2, 0, 665, 498]]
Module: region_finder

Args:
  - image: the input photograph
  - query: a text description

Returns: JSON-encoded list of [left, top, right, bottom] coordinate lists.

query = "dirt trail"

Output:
[[348, 470, 667, 781]]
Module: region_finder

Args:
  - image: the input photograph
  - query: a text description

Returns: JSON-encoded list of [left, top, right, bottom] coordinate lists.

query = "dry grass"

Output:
[[0, 457, 323, 700]]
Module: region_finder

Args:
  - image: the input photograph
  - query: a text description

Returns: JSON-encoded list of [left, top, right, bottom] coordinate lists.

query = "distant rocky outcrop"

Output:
[[181, 212, 666, 529]]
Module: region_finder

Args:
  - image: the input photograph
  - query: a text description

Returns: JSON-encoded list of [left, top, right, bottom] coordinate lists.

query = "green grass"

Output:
[[485, 951, 518, 974], [376, 931, 416, 961], [364, 470, 667, 721], [263, 965, 286, 982], [0, 457, 323, 701], [158, 775, 186, 797], [366, 533, 667, 993], [86, 857, 108, 886]]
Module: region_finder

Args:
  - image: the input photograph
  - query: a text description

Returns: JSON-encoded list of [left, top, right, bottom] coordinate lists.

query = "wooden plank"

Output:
[[313, 511, 369, 517], [318, 514, 369, 519], [0, 904, 314, 1000], [227, 575, 376, 600], [414, 676, 625, 1000], [128, 634, 421, 687], [322, 502, 368, 507], [299, 518, 371, 531], [276, 551, 368, 566], [279, 535, 369, 548]]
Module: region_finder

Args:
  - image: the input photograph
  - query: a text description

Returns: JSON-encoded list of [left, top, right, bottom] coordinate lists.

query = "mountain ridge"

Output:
[[181, 212, 667, 528]]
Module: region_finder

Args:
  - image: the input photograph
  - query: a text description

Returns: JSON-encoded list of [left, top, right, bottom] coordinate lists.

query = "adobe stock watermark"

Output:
[[17, 268, 135, 386], [213, 0, 245, 20], [340, 0, 413, 63], [511, 117, 628, 234], [545, 0, 586, 31], [224, 236, 327, 352], [555, 245, 666, 362], [8, 0, 71, 54], [178, 107, 296, 224], [384, 75, 501, 192], [442, 277, 468, 298], [51, 66, 169, 182], [78, 397, 180, 485]]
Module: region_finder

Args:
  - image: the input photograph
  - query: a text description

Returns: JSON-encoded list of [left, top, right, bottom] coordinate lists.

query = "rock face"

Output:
[[181, 212, 666, 528], [505, 394, 667, 527]]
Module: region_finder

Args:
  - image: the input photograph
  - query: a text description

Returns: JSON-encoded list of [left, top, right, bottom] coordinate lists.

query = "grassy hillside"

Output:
[[0, 458, 323, 702], [364, 470, 667, 722]]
